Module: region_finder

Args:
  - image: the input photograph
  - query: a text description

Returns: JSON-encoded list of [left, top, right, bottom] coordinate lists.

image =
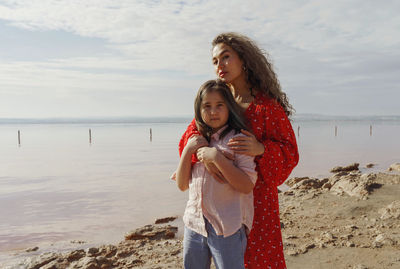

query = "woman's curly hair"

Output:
[[212, 32, 294, 117]]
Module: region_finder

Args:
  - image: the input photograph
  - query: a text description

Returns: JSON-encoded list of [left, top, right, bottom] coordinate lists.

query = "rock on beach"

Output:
[[330, 163, 359, 173], [8, 221, 182, 269], [388, 163, 400, 172], [281, 163, 400, 268]]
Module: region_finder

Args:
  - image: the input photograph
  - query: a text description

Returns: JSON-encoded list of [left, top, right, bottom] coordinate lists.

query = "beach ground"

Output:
[[2, 164, 400, 269]]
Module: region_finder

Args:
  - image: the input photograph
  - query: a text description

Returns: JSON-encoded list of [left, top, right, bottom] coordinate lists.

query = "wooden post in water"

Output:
[[297, 126, 300, 137], [370, 125, 372, 136], [335, 126, 338, 137], [18, 130, 21, 146], [89, 129, 92, 144], [150, 128, 152, 142]]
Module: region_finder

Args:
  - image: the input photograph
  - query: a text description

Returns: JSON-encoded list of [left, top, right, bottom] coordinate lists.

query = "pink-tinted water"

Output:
[[0, 120, 399, 263]]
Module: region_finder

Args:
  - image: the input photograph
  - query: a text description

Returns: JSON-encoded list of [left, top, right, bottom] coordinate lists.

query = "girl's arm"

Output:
[[178, 119, 200, 163], [197, 147, 255, 194], [176, 135, 208, 191], [177, 119, 226, 183]]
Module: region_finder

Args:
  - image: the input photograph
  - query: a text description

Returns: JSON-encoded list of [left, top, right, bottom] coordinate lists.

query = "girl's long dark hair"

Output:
[[194, 79, 248, 141], [212, 32, 295, 117]]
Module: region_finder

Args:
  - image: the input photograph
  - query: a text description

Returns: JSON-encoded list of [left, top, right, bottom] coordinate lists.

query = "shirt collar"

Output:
[[211, 125, 228, 140]]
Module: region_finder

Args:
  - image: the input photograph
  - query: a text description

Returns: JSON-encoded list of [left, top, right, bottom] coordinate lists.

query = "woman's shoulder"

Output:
[[254, 92, 279, 106], [249, 92, 281, 115], [249, 92, 287, 122]]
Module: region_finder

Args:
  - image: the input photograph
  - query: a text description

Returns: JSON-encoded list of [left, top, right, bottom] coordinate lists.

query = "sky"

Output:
[[0, 0, 399, 118]]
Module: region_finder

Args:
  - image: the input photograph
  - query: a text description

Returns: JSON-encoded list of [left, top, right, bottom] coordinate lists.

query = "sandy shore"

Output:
[[2, 163, 400, 269]]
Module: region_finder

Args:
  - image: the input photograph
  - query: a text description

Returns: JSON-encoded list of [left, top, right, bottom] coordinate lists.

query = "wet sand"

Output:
[[2, 164, 400, 269]]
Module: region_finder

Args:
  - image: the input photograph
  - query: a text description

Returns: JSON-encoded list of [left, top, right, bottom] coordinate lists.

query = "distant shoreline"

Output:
[[0, 117, 193, 124], [1, 114, 400, 124]]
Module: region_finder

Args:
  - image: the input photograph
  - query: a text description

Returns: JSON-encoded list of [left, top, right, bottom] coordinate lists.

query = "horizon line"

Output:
[[1, 113, 400, 120]]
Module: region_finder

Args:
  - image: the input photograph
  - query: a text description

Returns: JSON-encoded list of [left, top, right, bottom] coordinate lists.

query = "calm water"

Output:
[[0, 118, 399, 262]]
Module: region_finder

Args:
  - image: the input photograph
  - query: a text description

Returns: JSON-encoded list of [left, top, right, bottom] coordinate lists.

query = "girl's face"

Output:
[[200, 90, 229, 132], [212, 43, 245, 84]]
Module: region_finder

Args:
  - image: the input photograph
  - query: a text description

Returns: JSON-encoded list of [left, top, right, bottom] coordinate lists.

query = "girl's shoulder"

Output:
[[231, 131, 247, 139], [218, 129, 241, 143], [216, 129, 244, 149]]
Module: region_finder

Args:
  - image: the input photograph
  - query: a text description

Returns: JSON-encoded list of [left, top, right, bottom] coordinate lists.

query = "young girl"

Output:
[[176, 79, 257, 269]]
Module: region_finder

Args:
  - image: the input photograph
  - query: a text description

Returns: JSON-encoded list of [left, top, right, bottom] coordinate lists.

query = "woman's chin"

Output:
[[218, 76, 228, 82]]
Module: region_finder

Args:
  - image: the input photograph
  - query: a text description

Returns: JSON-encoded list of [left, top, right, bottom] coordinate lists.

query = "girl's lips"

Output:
[[219, 72, 227, 78]]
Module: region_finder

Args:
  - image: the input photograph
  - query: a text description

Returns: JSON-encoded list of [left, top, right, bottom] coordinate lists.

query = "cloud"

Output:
[[0, 0, 399, 117]]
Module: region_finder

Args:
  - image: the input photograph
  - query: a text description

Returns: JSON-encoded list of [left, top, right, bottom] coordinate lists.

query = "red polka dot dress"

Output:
[[178, 92, 299, 269]]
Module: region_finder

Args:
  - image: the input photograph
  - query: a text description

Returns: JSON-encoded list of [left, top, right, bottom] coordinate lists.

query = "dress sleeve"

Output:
[[255, 101, 299, 187], [178, 118, 201, 164]]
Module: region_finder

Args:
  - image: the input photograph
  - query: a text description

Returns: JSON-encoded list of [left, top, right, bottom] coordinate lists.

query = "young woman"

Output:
[[178, 33, 299, 268], [176, 79, 257, 269]]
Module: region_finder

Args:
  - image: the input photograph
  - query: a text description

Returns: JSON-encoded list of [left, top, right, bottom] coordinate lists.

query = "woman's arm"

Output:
[[257, 101, 298, 186], [197, 147, 255, 194], [228, 100, 299, 187], [255, 101, 299, 186]]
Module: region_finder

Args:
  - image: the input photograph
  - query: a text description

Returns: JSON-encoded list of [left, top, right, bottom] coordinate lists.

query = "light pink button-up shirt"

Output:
[[183, 127, 257, 237]]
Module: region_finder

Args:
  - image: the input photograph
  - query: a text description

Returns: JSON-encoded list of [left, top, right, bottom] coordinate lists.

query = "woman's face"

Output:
[[212, 43, 245, 84]]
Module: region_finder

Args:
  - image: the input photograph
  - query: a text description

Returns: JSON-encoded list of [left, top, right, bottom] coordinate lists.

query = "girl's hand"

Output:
[[197, 147, 227, 184], [227, 129, 265, 156], [196, 147, 219, 163], [185, 135, 208, 155]]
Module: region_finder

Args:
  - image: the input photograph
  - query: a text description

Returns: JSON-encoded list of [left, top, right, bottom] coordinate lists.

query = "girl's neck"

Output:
[[210, 124, 227, 135]]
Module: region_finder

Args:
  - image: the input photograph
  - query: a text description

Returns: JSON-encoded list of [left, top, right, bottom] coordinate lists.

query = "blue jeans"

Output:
[[183, 219, 247, 269]]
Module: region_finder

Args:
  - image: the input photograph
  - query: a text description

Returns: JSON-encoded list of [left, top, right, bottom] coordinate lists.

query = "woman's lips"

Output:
[[219, 71, 227, 78]]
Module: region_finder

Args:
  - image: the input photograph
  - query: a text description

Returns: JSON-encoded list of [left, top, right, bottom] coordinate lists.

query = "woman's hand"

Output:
[[227, 129, 265, 156]]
